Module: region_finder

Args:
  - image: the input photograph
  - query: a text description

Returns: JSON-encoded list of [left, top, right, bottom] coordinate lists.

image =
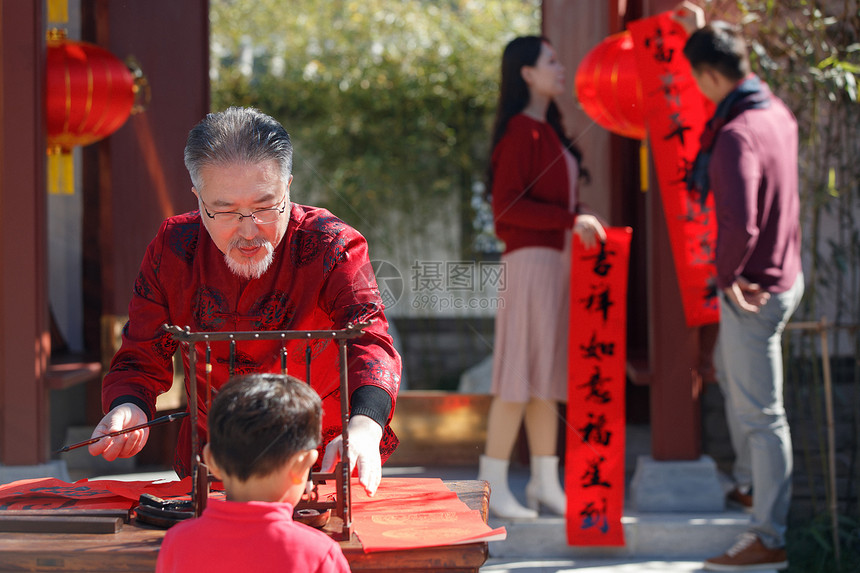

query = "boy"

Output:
[[156, 373, 351, 572]]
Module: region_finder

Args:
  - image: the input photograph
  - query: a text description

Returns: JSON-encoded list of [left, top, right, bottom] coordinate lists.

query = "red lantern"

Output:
[[45, 30, 136, 193], [574, 31, 645, 141]]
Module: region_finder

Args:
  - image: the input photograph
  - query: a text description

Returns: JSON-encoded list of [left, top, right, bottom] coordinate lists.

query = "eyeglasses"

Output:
[[200, 193, 288, 225]]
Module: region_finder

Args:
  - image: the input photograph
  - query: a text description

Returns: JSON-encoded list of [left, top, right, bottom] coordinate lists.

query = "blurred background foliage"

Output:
[[210, 0, 540, 262], [736, 0, 858, 336]]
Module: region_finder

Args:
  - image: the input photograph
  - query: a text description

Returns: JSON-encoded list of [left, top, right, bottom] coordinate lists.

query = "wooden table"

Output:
[[0, 480, 490, 573]]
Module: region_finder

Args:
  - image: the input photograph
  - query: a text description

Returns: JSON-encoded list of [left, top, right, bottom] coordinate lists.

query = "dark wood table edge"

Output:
[[0, 479, 492, 573]]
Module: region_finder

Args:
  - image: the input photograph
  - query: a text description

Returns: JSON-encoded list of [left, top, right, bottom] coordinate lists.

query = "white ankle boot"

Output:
[[478, 455, 538, 519], [525, 455, 566, 516]]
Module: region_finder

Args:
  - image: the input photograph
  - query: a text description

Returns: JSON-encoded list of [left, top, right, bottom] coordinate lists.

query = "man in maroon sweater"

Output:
[[683, 20, 804, 572]]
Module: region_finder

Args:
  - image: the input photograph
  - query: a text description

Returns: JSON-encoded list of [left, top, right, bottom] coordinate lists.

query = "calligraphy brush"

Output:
[[54, 412, 189, 454]]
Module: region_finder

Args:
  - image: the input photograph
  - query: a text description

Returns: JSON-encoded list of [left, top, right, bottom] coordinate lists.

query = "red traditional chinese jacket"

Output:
[[102, 203, 401, 476]]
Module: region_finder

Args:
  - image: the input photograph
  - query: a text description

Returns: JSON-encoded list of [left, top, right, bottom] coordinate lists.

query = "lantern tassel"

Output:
[[639, 140, 649, 193], [47, 0, 69, 24], [47, 148, 74, 195]]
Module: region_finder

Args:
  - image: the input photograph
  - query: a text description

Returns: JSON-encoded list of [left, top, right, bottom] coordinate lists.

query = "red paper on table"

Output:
[[629, 13, 719, 327], [566, 227, 631, 546], [0, 477, 193, 511], [1, 476, 501, 552], [348, 477, 506, 552]]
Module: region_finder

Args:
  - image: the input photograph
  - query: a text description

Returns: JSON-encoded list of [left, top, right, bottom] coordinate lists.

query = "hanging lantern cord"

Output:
[[125, 56, 151, 115]]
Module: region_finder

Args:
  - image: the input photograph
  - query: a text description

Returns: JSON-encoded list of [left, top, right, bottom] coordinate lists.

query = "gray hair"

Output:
[[183, 107, 293, 190]]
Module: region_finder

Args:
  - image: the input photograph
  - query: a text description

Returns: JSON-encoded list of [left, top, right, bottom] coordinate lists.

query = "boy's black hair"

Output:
[[683, 21, 751, 82], [207, 373, 322, 481]]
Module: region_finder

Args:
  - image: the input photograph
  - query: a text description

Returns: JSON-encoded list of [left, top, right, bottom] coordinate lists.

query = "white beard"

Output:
[[224, 239, 275, 280]]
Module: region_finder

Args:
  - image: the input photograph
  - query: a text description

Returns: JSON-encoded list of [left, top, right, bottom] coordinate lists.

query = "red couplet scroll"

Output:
[[629, 13, 719, 327], [566, 226, 631, 546], [0, 478, 194, 511]]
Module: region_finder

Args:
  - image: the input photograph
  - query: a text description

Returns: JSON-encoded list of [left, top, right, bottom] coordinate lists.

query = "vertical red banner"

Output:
[[566, 226, 631, 546], [629, 13, 719, 327]]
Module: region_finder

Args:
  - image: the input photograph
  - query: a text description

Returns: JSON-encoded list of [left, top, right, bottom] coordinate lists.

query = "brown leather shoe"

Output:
[[726, 486, 753, 511], [704, 533, 788, 571]]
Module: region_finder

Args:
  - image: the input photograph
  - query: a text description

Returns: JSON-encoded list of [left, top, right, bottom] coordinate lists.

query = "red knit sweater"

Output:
[[491, 114, 576, 254], [710, 94, 801, 293]]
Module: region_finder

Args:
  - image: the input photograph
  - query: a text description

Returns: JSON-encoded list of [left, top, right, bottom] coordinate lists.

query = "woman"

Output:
[[479, 36, 606, 519]]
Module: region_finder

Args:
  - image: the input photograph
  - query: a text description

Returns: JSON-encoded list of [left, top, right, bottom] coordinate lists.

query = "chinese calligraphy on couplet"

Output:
[[566, 227, 631, 546], [629, 13, 719, 327]]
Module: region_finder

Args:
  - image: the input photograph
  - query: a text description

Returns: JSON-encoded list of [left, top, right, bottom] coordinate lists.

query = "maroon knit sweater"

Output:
[[491, 114, 576, 254], [710, 91, 802, 293]]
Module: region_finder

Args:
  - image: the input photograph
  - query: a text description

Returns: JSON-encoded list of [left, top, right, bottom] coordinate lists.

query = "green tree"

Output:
[[210, 0, 540, 261]]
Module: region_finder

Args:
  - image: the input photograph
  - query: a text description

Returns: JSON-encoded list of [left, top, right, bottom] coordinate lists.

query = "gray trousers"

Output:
[[714, 274, 804, 548]]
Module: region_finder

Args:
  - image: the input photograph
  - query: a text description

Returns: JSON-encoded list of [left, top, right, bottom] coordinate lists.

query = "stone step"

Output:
[[481, 556, 780, 572], [380, 464, 752, 561], [0, 461, 70, 485], [487, 509, 751, 559]]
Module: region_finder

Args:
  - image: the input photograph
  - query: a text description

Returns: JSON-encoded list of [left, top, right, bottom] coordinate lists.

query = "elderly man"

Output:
[[88, 107, 401, 496]]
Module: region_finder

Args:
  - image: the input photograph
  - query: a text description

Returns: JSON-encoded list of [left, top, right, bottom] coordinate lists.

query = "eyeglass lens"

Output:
[[212, 208, 280, 224]]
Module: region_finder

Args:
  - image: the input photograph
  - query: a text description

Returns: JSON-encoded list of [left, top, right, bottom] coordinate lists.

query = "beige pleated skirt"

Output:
[[491, 242, 571, 403]]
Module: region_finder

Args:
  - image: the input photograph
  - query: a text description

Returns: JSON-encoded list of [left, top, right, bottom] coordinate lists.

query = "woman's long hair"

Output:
[[485, 36, 586, 197]]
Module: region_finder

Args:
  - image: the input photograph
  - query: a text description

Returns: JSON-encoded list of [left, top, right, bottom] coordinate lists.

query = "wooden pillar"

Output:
[[642, 0, 702, 460], [90, 0, 207, 321], [541, 0, 614, 221], [646, 179, 703, 460], [0, 2, 50, 465]]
